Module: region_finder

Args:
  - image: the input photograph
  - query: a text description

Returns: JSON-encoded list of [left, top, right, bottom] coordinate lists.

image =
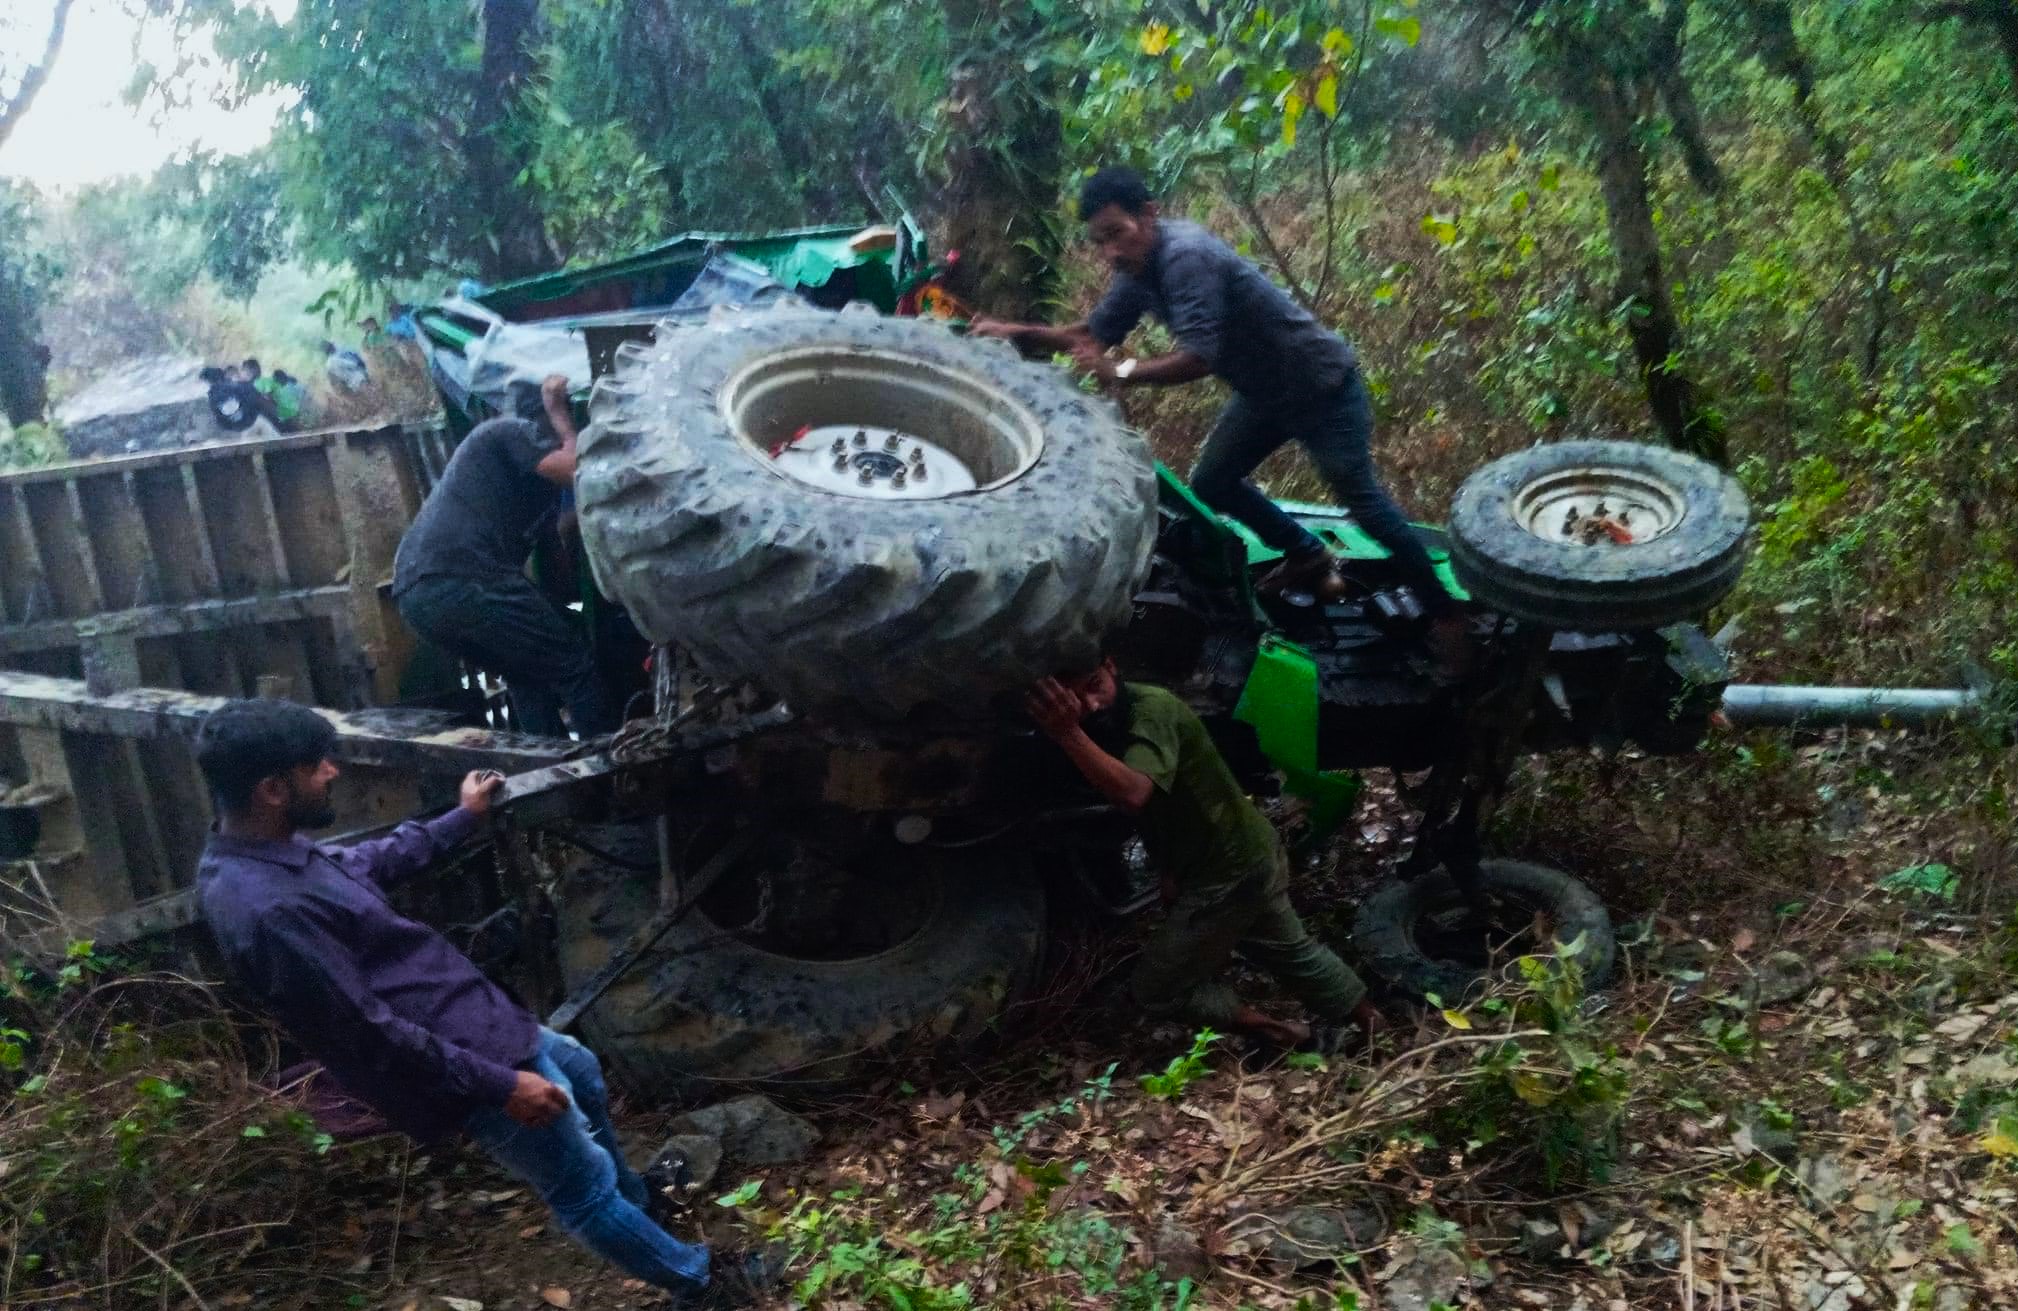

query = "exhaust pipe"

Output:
[[1720, 683, 1986, 729]]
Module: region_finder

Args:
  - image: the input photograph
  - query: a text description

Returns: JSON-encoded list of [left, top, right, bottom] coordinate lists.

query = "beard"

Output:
[[1081, 678, 1135, 757], [284, 781, 337, 830]]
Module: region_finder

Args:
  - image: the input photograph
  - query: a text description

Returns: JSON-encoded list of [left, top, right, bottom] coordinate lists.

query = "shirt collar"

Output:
[[1147, 222, 1170, 280], [204, 829, 317, 870]]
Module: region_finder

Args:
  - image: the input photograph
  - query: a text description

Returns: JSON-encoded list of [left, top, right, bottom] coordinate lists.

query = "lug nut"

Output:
[[909, 447, 925, 466], [833, 455, 849, 473], [883, 433, 900, 453], [912, 463, 927, 481], [852, 429, 867, 447], [830, 438, 846, 455], [858, 466, 875, 485], [891, 470, 907, 489]]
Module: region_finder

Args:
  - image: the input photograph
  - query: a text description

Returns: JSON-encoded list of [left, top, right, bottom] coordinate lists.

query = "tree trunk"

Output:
[[1928, 1, 2018, 103], [1735, 0, 1895, 378], [0, 0, 76, 152], [936, 0, 1064, 319], [1648, 0, 1724, 197], [1562, 62, 1728, 464], [469, 0, 552, 281], [0, 290, 49, 429]]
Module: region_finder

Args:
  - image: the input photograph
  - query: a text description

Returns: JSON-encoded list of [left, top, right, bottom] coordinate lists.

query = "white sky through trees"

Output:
[[0, 0, 294, 189]]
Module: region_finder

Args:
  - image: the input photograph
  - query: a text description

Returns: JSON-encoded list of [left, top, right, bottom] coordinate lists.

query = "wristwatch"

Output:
[[1113, 357, 1139, 380]]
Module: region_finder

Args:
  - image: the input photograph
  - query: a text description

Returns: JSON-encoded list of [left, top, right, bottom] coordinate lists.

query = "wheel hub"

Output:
[[1511, 467, 1687, 546], [721, 346, 1043, 502], [770, 424, 981, 499]]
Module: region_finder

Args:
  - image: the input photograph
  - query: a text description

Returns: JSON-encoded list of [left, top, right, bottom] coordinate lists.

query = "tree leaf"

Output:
[[1441, 1009, 1473, 1030], [1375, 16, 1422, 47], [1140, 23, 1174, 56], [1281, 91, 1303, 146], [1315, 74, 1339, 119]]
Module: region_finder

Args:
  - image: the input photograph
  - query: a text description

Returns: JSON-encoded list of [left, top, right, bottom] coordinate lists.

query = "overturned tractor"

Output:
[[0, 238, 1990, 1101]]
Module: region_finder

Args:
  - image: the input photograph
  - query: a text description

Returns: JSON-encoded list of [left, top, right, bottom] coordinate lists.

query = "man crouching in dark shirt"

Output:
[[392, 374, 619, 738], [195, 698, 770, 1306]]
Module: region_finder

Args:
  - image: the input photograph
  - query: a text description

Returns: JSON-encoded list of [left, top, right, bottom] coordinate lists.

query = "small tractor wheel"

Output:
[[1447, 440, 1751, 631], [1352, 859, 1616, 1003]]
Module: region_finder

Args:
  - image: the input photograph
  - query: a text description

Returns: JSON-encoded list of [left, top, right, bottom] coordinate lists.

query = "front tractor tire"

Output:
[[1447, 440, 1751, 631]]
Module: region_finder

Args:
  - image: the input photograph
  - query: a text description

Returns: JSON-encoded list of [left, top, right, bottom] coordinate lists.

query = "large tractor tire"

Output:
[[574, 303, 1158, 719], [1447, 440, 1751, 632], [553, 822, 1047, 1100]]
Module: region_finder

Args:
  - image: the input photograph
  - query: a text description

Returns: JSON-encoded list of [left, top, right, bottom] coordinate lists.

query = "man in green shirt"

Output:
[[1027, 660, 1378, 1049]]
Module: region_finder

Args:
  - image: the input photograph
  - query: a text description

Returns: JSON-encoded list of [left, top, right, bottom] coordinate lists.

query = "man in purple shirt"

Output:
[[194, 699, 765, 1306]]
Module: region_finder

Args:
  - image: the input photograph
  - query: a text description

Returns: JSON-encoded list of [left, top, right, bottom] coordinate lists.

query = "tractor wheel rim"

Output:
[[1511, 465, 1687, 547], [721, 346, 1043, 501]]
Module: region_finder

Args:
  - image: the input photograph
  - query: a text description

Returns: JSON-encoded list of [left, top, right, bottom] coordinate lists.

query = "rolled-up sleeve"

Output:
[[1087, 276, 1152, 348], [1160, 249, 1228, 371]]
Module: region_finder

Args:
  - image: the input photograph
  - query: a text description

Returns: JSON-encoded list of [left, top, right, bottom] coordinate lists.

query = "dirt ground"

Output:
[[162, 724, 2015, 1311]]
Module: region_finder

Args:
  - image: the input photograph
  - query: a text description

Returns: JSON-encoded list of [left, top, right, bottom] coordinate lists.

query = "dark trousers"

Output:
[[1189, 369, 1455, 614], [396, 574, 620, 737], [1131, 846, 1366, 1026]]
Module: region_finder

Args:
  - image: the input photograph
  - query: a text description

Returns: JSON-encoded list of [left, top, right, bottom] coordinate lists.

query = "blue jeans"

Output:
[[464, 1029, 710, 1295], [1189, 369, 1455, 615]]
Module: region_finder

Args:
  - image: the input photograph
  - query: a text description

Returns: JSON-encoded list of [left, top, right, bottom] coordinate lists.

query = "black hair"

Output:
[[199, 366, 226, 384], [272, 369, 294, 384], [240, 358, 261, 376], [1077, 166, 1154, 222], [1082, 678, 1137, 757], [194, 699, 336, 813], [508, 379, 555, 435]]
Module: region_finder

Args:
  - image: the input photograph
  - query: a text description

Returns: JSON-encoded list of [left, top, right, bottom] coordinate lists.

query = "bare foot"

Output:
[[1231, 1003, 1308, 1048]]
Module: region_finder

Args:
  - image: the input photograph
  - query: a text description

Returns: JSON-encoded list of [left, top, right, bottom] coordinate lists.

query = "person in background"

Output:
[[193, 699, 772, 1307], [385, 301, 420, 341], [972, 166, 1470, 678], [1026, 659, 1382, 1052], [392, 374, 620, 738], [242, 358, 284, 427], [269, 369, 307, 432], [200, 365, 264, 433], [323, 339, 370, 392]]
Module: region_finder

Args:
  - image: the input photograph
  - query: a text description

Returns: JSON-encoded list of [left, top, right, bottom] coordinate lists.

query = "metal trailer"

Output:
[[0, 423, 577, 944]]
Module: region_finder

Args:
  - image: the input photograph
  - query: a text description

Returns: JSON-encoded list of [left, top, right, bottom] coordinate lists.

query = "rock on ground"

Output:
[[54, 354, 230, 458], [664, 1094, 819, 1172]]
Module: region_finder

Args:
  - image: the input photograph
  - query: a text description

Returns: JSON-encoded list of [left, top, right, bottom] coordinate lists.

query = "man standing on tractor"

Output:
[[1026, 661, 1382, 1051], [972, 165, 1468, 677], [192, 698, 774, 1307], [393, 373, 620, 738]]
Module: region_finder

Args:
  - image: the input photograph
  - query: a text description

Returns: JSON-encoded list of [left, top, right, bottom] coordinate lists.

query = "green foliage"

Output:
[[1066, 0, 1426, 189], [1139, 1027, 1219, 1100], [1879, 863, 1960, 901], [1439, 944, 1633, 1187], [1, 951, 372, 1302]]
